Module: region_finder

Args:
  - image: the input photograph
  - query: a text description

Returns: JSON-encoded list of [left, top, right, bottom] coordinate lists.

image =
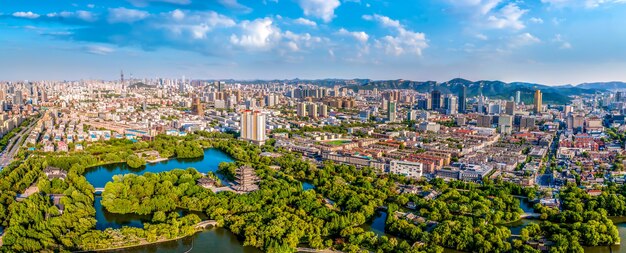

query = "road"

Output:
[[0, 119, 38, 169], [536, 130, 561, 188]]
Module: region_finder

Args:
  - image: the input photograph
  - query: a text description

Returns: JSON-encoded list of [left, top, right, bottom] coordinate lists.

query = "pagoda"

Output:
[[233, 165, 259, 193]]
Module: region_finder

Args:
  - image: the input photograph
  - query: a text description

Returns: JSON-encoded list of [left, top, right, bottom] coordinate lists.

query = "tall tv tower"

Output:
[[120, 70, 125, 84]]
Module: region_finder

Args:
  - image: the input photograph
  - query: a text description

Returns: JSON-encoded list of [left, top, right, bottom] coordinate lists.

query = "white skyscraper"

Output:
[[240, 110, 267, 145]]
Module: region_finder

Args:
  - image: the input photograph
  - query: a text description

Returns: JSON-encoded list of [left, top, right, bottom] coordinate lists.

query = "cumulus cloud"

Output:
[[159, 10, 236, 39], [108, 8, 150, 23], [296, 0, 341, 22], [12, 11, 40, 19], [230, 18, 282, 50], [294, 17, 317, 27], [486, 3, 527, 30], [363, 14, 428, 56], [337, 28, 369, 43], [444, 1, 528, 31]]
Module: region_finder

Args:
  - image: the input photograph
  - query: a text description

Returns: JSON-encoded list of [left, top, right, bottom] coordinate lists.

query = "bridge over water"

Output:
[[195, 220, 218, 229]]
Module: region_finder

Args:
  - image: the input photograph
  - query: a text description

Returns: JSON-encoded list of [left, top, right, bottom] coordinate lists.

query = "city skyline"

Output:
[[2, 0, 626, 85]]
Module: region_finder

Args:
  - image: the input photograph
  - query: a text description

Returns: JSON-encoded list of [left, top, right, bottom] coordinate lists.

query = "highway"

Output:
[[0, 118, 38, 169]]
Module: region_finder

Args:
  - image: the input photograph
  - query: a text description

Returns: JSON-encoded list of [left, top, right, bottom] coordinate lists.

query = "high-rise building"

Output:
[[14, 90, 23, 106], [444, 95, 457, 115], [407, 110, 418, 121], [264, 94, 278, 107], [297, 103, 307, 117], [191, 97, 203, 116], [240, 110, 267, 145], [319, 104, 329, 118], [307, 103, 318, 119], [387, 101, 397, 122], [458, 86, 467, 113], [498, 115, 513, 134], [431, 90, 441, 109], [505, 101, 515, 115], [245, 98, 256, 110], [515, 91, 521, 104], [533, 90, 542, 114], [418, 98, 431, 110], [477, 115, 493, 128]]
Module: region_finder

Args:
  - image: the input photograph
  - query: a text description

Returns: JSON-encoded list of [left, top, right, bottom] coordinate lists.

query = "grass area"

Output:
[[324, 140, 352, 146]]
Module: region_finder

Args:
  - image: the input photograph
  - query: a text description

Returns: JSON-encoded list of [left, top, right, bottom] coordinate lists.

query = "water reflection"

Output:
[[102, 228, 261, 253], [95, 196, 149, 230], [84, 149, 234, 188], [363, 211, 388, 237]]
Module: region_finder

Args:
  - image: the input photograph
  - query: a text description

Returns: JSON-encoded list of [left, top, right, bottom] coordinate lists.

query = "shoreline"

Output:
[[74, 229, 204, 253]]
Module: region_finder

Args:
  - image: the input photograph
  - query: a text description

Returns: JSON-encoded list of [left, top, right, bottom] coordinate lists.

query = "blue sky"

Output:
[[1, 0, 626, 85]]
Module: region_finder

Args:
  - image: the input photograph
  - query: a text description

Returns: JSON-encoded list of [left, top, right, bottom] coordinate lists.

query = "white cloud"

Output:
[[510, 33, 540, 47], [12, 11, 40, 19], [475, 33, 488, 40], [553, 34, 572, 49], [85, 45, 115, 55], [217, 0, 252, 13], [108, 8, 149, 23], [230, 18, 282, 50], [160, 10, 236, 39], [283, 31, 323, 52], [364, 14, 428, 56], [127, 0, 191, 7], [87, 4, 95, 8], [296, 0, 341, 23], [486, 3, 527, 30], [47, 11, 97, 22], [541, 0, 626, 8], [171, 9, 185, 20], [529, 17, 544, 24], [445, 0, 501, 15], [294, 17, 317, 27], [337, 28, 369, 43]]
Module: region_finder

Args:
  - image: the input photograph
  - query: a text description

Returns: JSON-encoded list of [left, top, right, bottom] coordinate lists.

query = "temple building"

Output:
[[233, 165, 259, 193]]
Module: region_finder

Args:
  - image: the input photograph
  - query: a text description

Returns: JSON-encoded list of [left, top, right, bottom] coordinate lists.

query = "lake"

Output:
[[365, 211, 388, 237], [84, 149, 234, 188], [101, 228, 261, 253], [86, 149, 260, 253]]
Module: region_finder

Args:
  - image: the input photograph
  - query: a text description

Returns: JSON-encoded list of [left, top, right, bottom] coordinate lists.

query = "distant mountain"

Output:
[[576, 82, 626, 90], [348, 78, 601, 105], [128, 82, 154, 89]]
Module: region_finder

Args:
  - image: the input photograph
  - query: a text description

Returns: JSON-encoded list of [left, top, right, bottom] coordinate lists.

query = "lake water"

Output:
[[365, 211, 387, 237], [101, 228, 261, 253], [302, 182, 315, 191], [84, 149, 234, 188], [518, 197, 535, 213], [86, 149, 257, 253], [94, 196, 148, 230]]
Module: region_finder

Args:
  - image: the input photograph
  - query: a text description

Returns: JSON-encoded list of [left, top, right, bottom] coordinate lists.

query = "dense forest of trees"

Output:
[[101, 169, 213, 214]]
